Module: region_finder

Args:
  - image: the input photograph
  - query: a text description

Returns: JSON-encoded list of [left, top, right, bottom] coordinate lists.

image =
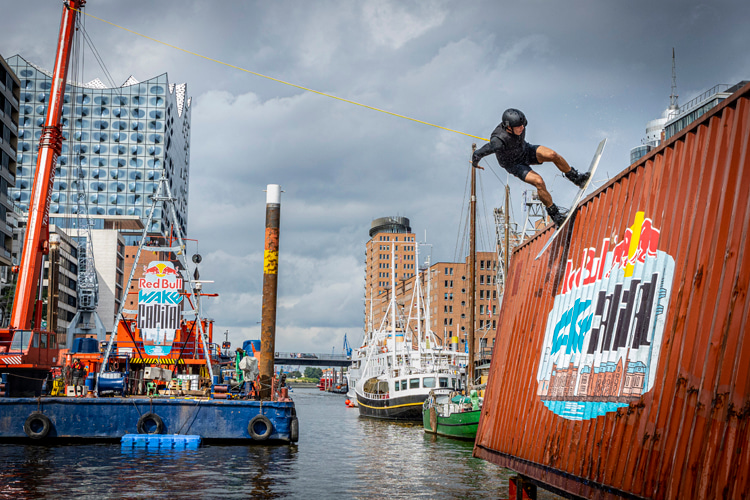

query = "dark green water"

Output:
[[0, 388, 563, 499]]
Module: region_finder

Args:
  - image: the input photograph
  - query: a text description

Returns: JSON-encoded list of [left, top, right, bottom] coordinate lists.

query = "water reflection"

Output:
[[0, 389, 563, 499]]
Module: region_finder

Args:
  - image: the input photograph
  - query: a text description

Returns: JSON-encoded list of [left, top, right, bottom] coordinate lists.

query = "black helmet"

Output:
[[501, 108, 527, 129]]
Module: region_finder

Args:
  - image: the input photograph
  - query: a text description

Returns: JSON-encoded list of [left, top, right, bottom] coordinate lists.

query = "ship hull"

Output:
[[0, 397, 298, 443], [356, 392, 426, 420], [423, 406, 480, 440]]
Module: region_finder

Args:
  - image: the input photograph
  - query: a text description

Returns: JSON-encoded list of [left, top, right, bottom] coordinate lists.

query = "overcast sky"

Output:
[[2, 0, 749, 353]]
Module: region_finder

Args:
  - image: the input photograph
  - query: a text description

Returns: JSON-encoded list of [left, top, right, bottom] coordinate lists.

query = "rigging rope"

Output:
[[74, 8, 489, 142]]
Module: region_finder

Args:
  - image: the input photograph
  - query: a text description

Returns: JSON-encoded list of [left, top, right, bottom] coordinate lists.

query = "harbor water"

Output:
[[1, 388, 563, 499]]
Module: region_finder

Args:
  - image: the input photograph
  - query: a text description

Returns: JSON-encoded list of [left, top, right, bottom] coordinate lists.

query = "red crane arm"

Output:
[[10, 0, 86, 329]]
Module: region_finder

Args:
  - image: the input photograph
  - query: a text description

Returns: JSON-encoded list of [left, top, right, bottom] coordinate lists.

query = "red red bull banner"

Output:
[[138, 261, 183, 356]]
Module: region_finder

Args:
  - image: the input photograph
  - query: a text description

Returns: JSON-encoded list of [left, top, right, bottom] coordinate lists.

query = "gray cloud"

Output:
[[2, 0, 749, 352]]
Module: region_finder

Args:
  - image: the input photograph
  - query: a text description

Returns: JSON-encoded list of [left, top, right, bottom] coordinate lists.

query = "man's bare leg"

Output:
[[536, 145, 571, 174], [524, 170, 553, 207]]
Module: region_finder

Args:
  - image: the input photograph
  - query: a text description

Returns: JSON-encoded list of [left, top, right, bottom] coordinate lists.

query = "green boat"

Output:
[[423, 389, 482, 440]]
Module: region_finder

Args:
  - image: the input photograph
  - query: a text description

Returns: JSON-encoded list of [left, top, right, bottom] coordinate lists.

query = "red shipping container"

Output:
[[475, 81, 750, 499]]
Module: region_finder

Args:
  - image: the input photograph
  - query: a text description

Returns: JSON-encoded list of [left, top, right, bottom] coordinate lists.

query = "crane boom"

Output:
[[10, 0, 85, 329]]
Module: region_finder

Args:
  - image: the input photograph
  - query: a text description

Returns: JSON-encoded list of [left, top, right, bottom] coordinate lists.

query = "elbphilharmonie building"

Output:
[[6, 55, 191, 242]]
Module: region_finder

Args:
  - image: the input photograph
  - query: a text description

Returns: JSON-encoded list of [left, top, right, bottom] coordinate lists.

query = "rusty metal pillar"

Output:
[[46, 235, 60, 335], [259, 184, 281, 400]]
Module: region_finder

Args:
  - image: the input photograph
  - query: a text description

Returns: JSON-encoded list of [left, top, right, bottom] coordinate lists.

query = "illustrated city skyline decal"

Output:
[[536, 212, 675, 420]]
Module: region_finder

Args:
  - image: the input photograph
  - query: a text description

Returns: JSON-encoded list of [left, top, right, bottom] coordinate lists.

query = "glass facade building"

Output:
[[0, 55, 19, 266], [6, 55, 191, 241]]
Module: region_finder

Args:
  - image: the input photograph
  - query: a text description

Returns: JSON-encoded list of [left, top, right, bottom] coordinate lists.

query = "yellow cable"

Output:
[[76, 9, 489, 142]]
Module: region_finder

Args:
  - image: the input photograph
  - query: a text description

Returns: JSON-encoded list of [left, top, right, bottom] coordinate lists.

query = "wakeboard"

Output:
[[535, 138, 607, 260]]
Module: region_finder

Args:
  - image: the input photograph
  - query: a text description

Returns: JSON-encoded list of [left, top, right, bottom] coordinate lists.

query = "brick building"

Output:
[[364, 216, 499, 358]]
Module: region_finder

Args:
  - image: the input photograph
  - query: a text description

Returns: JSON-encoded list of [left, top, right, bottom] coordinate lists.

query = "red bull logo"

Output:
[[144, 262, 179, 278], [563, 212, 661, 294], [140, 261, 182, 289]]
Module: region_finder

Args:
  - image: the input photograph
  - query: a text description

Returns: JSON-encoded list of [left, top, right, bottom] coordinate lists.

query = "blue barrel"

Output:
[[85, 373, 125, 395]]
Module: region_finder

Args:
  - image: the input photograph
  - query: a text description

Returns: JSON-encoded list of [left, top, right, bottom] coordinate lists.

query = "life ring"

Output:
[[137, 412, 164, 434], [289, 417, 299, 443], [248, 414, 273, 441], [381, 347, 388, 353], [109, 358, 119, 371], [24, 412, 52, 439]]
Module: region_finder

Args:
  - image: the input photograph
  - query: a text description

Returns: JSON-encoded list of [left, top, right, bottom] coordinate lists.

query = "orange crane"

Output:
[[0, 0, 86, 397]]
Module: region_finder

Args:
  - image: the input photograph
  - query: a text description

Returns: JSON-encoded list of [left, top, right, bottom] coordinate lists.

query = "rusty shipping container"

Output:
[[475, 81, 750, 499]]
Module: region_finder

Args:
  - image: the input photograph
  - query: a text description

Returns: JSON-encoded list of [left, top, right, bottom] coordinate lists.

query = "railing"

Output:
[[115, 339, 220, 362], [677, 84, 731, 115], [275, 352, 351, 361], [362, 391, 389, 400]]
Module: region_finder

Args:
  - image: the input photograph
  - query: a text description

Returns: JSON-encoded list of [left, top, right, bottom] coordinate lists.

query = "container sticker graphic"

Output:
[[536, 212, 675, 420], [138, 261, 183, 356]]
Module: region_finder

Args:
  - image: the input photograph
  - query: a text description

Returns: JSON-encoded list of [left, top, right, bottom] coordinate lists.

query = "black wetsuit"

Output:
[[472, 124, 540, 181]]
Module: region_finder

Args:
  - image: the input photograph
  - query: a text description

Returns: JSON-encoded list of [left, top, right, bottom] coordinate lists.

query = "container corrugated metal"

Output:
[[475, 81, 750, 499]]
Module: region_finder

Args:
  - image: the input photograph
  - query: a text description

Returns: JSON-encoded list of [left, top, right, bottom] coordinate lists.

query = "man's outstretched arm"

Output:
[[471, 137, 501, 168]]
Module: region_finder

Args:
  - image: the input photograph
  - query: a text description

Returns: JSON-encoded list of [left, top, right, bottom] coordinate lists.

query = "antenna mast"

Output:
[[669, 48, 679, 111]]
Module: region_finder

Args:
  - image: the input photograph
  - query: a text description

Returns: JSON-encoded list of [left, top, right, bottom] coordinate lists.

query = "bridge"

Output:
[[274, 352, 352, 367]]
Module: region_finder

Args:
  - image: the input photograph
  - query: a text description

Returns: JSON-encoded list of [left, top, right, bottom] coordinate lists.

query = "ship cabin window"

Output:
[[394, 380, 400, 392], [401, 380, 407, 391], [439, 377, 448, 388], [423, 377, 435, 388], [409, 378, 420, 389]]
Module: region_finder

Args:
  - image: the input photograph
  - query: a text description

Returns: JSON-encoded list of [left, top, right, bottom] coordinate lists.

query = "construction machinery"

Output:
[[0, 0, 85, 397]]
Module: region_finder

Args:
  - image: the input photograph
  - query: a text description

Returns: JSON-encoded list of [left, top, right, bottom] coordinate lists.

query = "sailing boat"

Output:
[[423, 144, 485, 439], [355, 242, 467, 420]]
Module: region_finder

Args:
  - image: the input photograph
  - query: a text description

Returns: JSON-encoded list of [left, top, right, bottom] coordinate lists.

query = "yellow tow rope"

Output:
[[75, 8, 490, 143]]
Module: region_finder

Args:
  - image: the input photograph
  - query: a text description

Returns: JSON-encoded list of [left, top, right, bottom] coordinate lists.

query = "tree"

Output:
[[304, 367, 322, 379], [289, 370, 302, 378]]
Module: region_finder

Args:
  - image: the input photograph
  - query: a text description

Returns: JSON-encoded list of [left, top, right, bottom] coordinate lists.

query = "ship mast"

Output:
[[10, 0, 86, 330], [390, 240, 397, 372], [467, 144, 477, 390]]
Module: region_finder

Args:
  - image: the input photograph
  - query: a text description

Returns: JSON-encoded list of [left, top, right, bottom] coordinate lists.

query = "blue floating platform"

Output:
[[121, 434, 201, 449], [0, 397, 298, 443]]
